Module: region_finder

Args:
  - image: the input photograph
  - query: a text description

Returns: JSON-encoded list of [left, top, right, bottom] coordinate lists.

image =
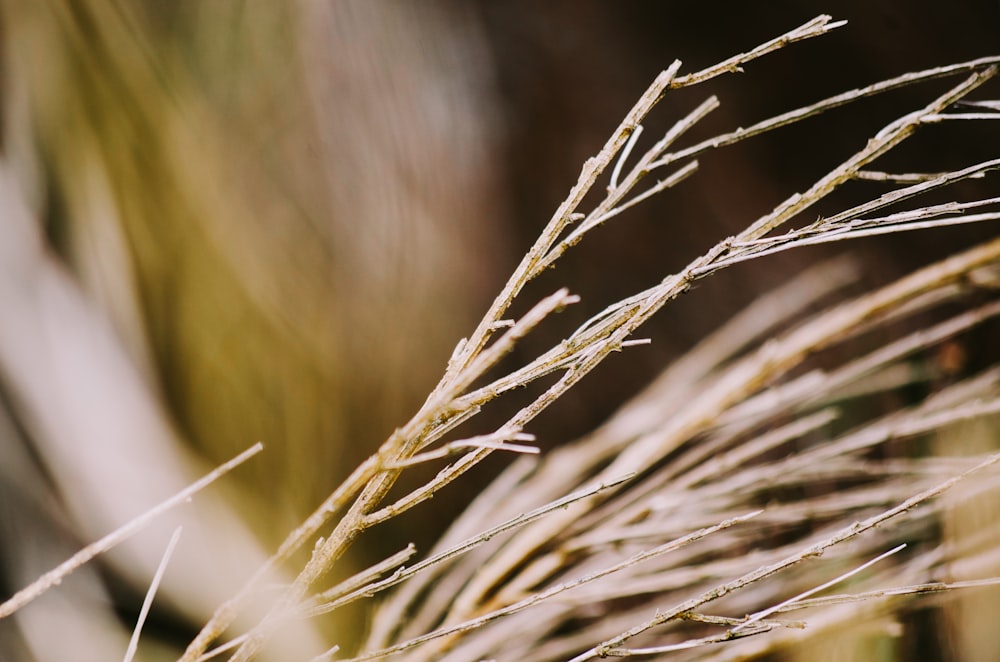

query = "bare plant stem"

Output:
[[0, 443, 262, 620]]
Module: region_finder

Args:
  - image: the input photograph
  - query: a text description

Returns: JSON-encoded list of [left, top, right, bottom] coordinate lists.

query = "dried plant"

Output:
[[4, 13, 1000, 662]]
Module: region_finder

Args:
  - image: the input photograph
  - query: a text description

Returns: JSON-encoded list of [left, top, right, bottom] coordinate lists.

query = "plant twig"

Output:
[[124, 526, 183, 662], [0, 443, 262, 620]]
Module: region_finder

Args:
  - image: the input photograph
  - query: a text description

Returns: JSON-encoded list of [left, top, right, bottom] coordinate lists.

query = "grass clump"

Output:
[[4, 13, 1000, 662]]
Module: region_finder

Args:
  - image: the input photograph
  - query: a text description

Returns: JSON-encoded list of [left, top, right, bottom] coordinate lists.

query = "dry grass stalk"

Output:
[[0, 443, 262, 620]]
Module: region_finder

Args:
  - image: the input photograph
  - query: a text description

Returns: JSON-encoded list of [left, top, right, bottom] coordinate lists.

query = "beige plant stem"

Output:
[[124, 526, 183, 662], [0, 443, 262, 620], [727, 67, 996, 245], [773, 576, 1000, 613], [646, 55, 1000, 174]]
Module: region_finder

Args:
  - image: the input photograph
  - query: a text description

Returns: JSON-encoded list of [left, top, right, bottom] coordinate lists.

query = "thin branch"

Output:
[[307, 644, 341, 662], [602, 623, 779, 657], [197, 634, 249, 662], [775, 576, 1000, 612], [313, 544, 416, 607], [0, 443, 262, 619], [731, 67, 997, 244], [854, 170, 954, 183], [715, 212, 1000, 271], [733, 190, 1000, 249], [730, 543, 906, 634], [384, 431, 538, 470], [124, 526, 183, 662], [609, 124, 644, 191], [922, 112, 1000, 121], [665, 15, 847, 89], [648, 56, 1000, 173]]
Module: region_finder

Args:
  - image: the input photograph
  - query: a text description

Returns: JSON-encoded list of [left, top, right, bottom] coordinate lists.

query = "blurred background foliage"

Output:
[[4, 0, 503, 526], [0, 0, 997, 659]]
